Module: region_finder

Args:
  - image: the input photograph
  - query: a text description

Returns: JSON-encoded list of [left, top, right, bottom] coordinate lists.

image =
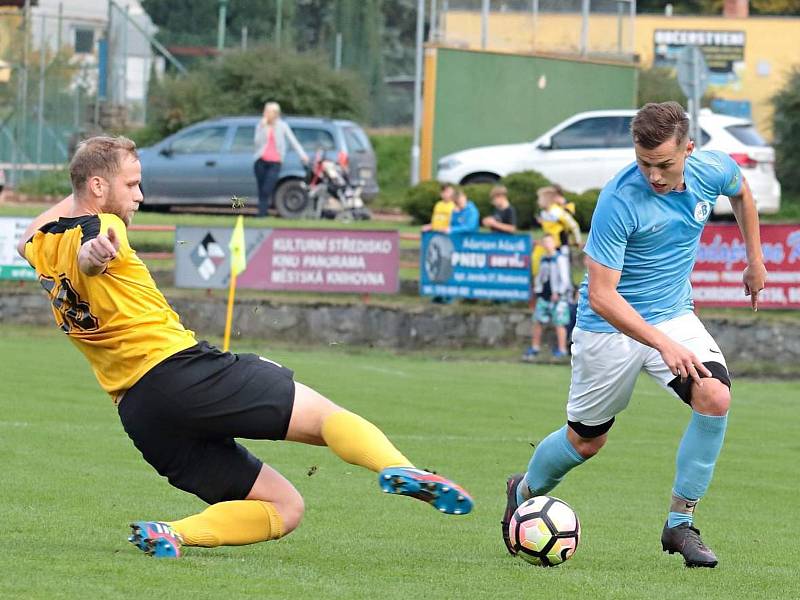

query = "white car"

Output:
[[436, 109, 781, 215]]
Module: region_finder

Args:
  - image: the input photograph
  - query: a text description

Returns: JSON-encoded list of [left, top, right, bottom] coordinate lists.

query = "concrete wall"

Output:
[[3, 291, 798, 375]]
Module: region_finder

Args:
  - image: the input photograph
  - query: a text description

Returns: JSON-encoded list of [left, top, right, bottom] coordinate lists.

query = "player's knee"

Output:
[[275, 491, 305, 535], [566, 424, 608, 459], [572, 435, 606, 459], [691, 379, 730, 416]]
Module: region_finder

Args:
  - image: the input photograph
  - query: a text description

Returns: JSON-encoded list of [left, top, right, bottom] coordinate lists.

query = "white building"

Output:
[[30, 0, 162, 123]]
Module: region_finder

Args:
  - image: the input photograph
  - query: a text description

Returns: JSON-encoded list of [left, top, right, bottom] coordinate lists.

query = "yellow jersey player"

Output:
[[19, 136, 473, 559]]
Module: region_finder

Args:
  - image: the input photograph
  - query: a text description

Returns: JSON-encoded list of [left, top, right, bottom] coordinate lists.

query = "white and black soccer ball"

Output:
[[509, 495, 581, 566]]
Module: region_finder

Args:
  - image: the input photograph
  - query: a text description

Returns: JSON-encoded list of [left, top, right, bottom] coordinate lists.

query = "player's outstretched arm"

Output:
[[728, 179, 767, 311], [587, 257, 710, 385], [16, 194, 75, 260], [78, 228, 120, 276]]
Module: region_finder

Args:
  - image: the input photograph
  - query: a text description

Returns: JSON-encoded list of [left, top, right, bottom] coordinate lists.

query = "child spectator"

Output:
[[482, 185, 517, 233], [450, 189, 480, 234], [422, 183, 457, 232], [523, 234, 572, 361]]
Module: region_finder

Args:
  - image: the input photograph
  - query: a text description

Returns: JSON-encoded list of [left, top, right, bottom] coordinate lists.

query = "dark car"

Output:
[[138, 115, 378, 214]]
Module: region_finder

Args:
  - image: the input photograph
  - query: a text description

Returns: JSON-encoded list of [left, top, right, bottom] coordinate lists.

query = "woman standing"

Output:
[[253, 102, 309, 217]]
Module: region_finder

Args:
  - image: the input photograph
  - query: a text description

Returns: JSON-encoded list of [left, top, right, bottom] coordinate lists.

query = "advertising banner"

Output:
[[692, 224, 800, 309], [654, 29, 745, 87], [419, 232, 531, 301], [176, 227, 399, 294], [0, 217, 37, 280]]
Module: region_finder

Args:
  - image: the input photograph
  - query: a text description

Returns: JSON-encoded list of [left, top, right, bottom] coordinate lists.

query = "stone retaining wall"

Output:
[[2, 292, 798, 373]]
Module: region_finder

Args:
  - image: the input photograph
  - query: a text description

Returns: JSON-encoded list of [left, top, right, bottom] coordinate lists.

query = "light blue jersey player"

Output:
[[501, 102, 768, 568]]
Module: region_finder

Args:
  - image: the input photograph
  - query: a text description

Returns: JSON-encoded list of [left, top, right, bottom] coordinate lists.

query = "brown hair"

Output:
[[537, 186, 559, 203], [490, 185, 508, 199], [69, 135, 138, 194], [630, 101, 690, 149]]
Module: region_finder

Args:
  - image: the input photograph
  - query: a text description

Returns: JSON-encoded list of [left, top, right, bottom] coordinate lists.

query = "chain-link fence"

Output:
[[0, 1, 161, 187]]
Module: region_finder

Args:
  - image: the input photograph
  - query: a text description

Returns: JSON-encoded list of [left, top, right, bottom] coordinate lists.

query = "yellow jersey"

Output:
[[24, 213, 196, 400], [538, 204, 581, 244], [430, 200, 455, 232]]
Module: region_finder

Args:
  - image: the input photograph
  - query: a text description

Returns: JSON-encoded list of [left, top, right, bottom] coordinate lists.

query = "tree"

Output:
[[141, 0, 296, 47], [637, 66, 715, 108], [146, 45, 367, 136], [771, 66, 800, 194]]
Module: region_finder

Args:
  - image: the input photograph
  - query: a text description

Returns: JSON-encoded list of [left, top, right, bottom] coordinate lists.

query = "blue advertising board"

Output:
[[419, 232, 532, 301]]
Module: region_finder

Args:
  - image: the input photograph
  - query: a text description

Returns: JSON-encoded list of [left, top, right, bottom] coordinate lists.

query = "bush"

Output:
[[461, 183, 494, 215], [147, 46, 368, 138], [369, 132, 411, 209], [564, 189, 601, 231], [772, 66, 800, 195], [126, 124, 167, 149], [403, 180, 441, 224], [17, 169, 72, 197], [637, 66, 716, 109]]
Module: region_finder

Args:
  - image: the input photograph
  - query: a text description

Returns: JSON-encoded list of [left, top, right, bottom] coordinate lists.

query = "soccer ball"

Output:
[[509, 495, 581, 566]]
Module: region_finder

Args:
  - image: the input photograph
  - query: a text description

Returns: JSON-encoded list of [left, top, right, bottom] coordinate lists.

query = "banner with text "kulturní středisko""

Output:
[[175, 227, 399, 294]]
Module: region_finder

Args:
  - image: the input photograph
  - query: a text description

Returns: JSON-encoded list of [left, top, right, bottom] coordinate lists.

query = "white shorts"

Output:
[[567, 312, 728, 427]]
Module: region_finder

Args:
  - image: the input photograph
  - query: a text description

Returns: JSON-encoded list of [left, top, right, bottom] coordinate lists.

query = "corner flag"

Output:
[[223, 215, 246, 351], [229, 215, 247, 276]]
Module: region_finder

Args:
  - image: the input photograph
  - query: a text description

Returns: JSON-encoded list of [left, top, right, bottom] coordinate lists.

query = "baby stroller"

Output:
[[305, 149, 371, 222]]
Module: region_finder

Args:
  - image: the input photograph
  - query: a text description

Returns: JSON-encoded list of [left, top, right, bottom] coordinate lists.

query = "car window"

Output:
[[725, 124, 767, 147], [551, 117, 621, 150], [344, 127, 368, 153], [170, 126, 228, 154], [229, 125, 256, 153], [293, 127, 336, 153], [606, 116, 634, 148]]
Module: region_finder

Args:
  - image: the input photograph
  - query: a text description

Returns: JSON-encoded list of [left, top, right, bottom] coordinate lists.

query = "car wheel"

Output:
[[461, 173, 500, 185], [274, 179, 310, 219]]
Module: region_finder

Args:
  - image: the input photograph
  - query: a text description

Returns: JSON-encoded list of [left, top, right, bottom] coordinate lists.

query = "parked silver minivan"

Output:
[[138, 115, 378, 214]]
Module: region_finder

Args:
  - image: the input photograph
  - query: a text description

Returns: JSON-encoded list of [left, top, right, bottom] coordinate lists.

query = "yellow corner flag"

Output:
[[229, 215, 247, 277], [223, 215, 246, 351]]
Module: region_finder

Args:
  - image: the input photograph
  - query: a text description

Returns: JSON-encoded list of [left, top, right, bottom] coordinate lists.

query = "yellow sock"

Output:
[[167, 500, 283, 547], [321, 410, 413, 472]]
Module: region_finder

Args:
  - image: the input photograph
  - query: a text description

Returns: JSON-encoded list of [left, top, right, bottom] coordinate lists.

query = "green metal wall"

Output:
[[431, 47, 637, 170]]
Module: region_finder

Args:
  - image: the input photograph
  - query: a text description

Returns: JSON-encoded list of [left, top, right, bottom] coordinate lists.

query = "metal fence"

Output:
[[0, 1, 161, 187], [434, 0, 636, 60]]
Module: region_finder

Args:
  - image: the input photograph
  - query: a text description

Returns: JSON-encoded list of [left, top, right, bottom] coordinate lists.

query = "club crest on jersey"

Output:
[[694, 201, 711, 222]]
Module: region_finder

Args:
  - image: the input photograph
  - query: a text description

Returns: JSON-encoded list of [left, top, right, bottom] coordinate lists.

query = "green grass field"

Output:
[[1, 326, 798, 599]]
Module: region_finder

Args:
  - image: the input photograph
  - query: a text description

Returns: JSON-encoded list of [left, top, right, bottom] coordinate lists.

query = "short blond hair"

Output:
[[69, 135, 137, 194]]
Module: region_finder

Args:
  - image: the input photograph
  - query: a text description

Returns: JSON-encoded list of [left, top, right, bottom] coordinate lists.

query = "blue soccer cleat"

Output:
[[128, 521, 183, 559], [378, 467, 473, 515]]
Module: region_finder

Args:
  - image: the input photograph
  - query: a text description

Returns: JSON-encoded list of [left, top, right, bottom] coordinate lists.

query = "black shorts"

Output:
[[118, 341, 295, 504]]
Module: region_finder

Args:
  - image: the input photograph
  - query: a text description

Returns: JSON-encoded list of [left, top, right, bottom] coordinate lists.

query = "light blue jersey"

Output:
[[577, 150, 742, 333]]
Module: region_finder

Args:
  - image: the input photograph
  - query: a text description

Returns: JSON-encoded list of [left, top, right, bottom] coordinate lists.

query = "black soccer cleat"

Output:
[[501, 473, 525, 556], [661, 521, 718, 568]]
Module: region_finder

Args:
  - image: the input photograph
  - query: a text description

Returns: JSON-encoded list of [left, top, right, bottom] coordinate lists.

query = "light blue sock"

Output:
[[517, 425, 586, 504], [668, 411, 728, 528]]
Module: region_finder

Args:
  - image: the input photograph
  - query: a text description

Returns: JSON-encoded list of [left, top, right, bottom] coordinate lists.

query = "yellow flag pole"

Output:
[[222, 270, 237, 352], [224, 213, 246, 352]]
